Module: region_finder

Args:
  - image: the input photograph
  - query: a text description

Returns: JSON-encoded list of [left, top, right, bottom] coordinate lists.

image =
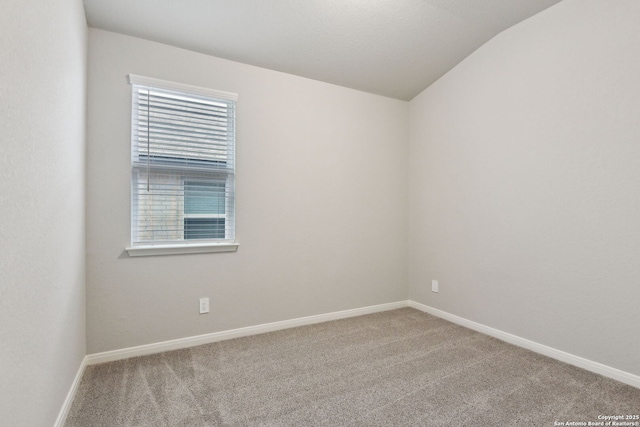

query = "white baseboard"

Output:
[[82, 299, 639, 390], [408, 300, 640, 390], [54, 355, 88, 427], [86, 301, 408, 365]]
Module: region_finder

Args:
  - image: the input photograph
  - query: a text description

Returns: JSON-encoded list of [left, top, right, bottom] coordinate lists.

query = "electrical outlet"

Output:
[[431, 280, 439, 293], [199, 297, 210, 314]]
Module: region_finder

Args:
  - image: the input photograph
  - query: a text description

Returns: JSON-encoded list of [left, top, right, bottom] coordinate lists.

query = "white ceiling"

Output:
[[83, 0, 563, 100]]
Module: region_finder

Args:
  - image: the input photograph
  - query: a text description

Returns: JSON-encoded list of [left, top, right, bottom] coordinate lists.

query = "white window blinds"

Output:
[[128, 74, 237, 246]]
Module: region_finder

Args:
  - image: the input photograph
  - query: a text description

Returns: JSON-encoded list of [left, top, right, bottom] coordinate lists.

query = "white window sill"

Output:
[[126, 242, 239, 257]]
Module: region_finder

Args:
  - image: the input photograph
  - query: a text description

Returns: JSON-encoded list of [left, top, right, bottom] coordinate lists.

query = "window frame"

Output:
[[125, 74, 239, 257]]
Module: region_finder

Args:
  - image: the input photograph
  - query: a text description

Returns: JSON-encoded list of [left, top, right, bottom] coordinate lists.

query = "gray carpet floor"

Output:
[[65, 308, 640, 426]]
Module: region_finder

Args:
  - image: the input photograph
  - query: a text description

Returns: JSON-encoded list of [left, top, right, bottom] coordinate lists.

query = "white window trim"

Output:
[[127, 74, 238, 102], [126, 242, 239, 257]]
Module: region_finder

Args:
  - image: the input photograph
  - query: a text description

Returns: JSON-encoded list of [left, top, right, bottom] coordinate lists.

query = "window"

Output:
[[126, 75, 238, 256]]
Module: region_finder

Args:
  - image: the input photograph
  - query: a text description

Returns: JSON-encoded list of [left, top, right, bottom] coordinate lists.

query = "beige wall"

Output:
[[86, 29, 408, 353], [0, 0, 87, 425], [408, 0, 640, 376]]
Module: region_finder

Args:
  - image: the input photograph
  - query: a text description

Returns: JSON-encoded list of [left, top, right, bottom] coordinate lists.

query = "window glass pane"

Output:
[[133, 170, 185, 242], [184, 181, 226, 215], [184, 218, 225, 240]]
